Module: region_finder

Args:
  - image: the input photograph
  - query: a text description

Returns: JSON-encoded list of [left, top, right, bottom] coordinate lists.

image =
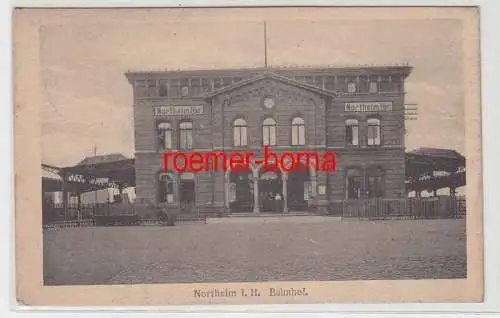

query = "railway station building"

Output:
[[125, 65, 412, 214]]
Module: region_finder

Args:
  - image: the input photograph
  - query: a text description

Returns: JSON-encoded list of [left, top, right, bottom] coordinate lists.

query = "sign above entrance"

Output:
[[153, 105, 204, 116], [344, 102, 393, 112]]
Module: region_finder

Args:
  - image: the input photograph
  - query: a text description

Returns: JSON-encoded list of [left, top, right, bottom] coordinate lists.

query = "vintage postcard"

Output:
[[14, 6, 483, 306]]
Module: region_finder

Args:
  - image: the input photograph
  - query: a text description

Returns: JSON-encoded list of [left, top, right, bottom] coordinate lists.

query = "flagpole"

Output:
[[264, 21, 268, 68], [93, 145, 98, 205]]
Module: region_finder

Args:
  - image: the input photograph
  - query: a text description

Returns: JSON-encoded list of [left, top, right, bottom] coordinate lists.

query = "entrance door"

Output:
[[259, 170, 282, 212], [179, 180, 195, 212], [229, 172, 253, 212], [287, 167, 310, 211], [347, 176, 362, 199]]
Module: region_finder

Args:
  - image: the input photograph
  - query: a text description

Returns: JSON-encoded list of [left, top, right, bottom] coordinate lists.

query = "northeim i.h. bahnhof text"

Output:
[[163, 146, 336, 173]]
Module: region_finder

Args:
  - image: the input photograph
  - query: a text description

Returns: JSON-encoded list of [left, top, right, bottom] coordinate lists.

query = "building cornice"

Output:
[[124, 64, 413, 80]]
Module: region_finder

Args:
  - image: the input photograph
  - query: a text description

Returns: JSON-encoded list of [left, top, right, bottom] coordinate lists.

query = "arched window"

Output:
[[233, 118, 248, 147], [158, 173, 175, 203], [347, 82, 356, 93], [345, 119, 359, 146], [291, 117, 305, 146], [157, 122, 172, 150], [262, 118, 277, 146], [367, 118, 381, 146], [179, 121, 193, 150]]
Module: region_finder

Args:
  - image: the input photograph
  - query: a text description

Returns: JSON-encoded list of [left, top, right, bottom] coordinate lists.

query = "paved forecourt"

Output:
[[43, 217, 466, 285]]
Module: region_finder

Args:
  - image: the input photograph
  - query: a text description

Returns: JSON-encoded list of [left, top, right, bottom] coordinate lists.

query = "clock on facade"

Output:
[[263, 97, 275, 109]]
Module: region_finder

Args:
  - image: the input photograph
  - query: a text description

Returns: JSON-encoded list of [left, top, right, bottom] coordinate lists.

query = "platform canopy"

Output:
[[405, 147, 466, 194], [42, 168, 64, 192], [42, 153, 135, 194]]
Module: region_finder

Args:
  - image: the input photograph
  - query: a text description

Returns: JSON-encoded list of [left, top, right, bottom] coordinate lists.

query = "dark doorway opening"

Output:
[[229, 172, 253, 212], [346, 168, 362, 199], [259, 169, 282, 213], [287, 164, 310, 211], [179, 179, 195, 211]]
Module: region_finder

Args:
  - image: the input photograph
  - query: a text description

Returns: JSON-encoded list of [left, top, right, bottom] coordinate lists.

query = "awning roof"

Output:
[[42, 154, 136, 193], [406, 147, 465, 177]]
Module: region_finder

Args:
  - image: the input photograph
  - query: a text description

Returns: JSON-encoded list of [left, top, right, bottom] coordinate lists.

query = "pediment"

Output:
[[203, 72, 334, 106], [226, 79, 320, 105], [203, 72, 336, 100]]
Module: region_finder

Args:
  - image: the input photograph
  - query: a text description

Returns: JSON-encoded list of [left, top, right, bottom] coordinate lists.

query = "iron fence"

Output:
[[333, 195, 466, 220]]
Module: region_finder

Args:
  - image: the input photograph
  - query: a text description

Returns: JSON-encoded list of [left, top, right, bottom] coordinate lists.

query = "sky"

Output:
[[40, 17, 465, 167]]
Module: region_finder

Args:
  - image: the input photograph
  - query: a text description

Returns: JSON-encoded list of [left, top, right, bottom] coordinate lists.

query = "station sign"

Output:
[[153, 105, 204, 116], [344, 102, 393, 112]]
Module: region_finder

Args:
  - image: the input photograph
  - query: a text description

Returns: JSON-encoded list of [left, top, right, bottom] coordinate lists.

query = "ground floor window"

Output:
[[345, 166, 386, 199], [158, 173, 174, 203]]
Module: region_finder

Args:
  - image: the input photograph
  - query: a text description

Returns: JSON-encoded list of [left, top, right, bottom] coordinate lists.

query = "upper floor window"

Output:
[[233, 118, 248, 147], [158, 122, 172, 150], [179, 121, 193, 150], [262, 118, 277, 146], [369, 82, 378, 93], [135, 80, 147, 88], [291, 117, 306, 146], [181, 86, 189, 97], [345, 119, 359, 146], [159, 80, 168, 97], [147, 79, 157, 88], [367, 118, 381, 146], [347, 82, 356, 93]]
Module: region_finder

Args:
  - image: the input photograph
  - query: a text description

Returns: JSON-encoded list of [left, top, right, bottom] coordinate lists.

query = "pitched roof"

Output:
[[77, 153, 129, 166], [42, 169, 62, 180], [202, 71, 337, 98], [407, 147, 464, 160]]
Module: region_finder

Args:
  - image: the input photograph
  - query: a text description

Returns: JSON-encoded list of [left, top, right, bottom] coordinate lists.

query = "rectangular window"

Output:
[[222, 77, 233, 86], [369, 82, 378, 93], [181, 86, 189, 97], [179, 125, 193, 150], [346, 125, 359, 146], [214, 78, 223, 89], [159, 80, 168, 97], [191, 78, 201, 95], [135, 80, 147, 88], [367, 125, 381, 145], [170, 79, 181, 97], [202, 78, 212, 92], [347, 83, 356, 93], [325, 76, 335, 90]]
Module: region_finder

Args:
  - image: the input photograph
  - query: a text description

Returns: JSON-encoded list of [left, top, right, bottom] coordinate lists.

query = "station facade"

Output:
[[125, 66, 412, 214]]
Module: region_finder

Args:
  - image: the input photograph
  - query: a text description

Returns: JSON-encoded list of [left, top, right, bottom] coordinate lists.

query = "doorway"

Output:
[[259, 169, 282, 212], [179, 173, 195, 212], [229, 171, 253, 212], [287, 164, 310, 211]]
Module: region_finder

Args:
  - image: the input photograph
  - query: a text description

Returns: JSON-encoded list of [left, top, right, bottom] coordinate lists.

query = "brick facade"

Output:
[[126, 66, 412, 215]]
